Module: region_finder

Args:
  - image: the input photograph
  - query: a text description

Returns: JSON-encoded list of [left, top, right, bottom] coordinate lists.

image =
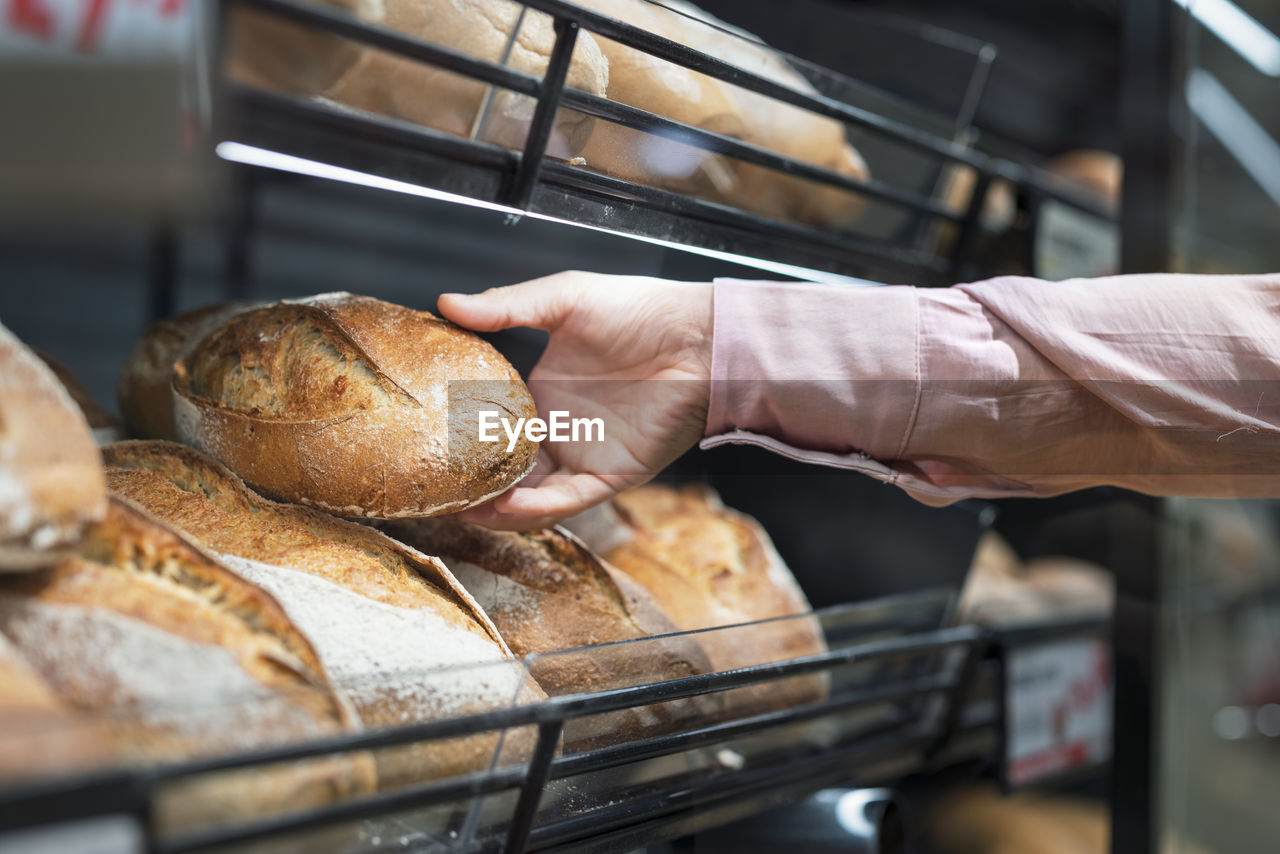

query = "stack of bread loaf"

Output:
[[0, 292, 822, 828], [228, 0, 869, 229], [958, 532, 1114, 624]]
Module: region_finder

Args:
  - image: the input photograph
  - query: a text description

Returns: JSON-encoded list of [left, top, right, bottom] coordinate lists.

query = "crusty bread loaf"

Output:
[[380, 517, 718, 747], [0, 496, 375, 831], [566, 483, 826, 713], [35, 350, 125, 443], [1045, 149, 1122, 210], [0, 323, 106, 570], [229, 0, 610, 159], [104, 440, 544, 788], [172, 293, 538, 518], [0, 633, 111, 783], [574, 0, 869, 228], [117, 301, 252, 442], [228, 0, 373, 96], [1023, 557, 1114, 614], [958, 534, 1112, 623]]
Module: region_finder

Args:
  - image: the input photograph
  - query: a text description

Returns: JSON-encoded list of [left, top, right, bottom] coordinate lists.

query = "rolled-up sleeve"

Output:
[[701, 273, 1280, 504]]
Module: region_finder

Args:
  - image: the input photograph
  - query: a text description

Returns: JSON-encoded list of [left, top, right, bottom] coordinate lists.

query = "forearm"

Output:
[[703, 273, 1280, 504]]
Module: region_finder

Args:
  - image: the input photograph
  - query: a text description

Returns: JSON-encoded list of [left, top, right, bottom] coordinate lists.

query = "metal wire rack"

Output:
[[213, 0, 1115, 286], [0, 591, 1111, 854]]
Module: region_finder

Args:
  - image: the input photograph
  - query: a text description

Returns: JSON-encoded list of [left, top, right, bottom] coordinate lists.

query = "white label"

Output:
[[1005, 637, 1111, 785], [0, 0, 193, 59], [0, 814, 142, 854], [1035, 200, 1119, 281]]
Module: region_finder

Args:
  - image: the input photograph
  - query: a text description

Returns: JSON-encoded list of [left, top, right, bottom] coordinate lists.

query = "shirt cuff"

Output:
[[705, 278, 922, 461]]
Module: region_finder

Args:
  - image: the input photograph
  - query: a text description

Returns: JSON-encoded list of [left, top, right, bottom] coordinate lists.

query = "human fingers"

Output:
[[437, 271, 592, 333]]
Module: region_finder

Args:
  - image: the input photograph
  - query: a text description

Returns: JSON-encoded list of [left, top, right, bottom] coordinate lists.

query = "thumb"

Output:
[[438, 273, 586, 333]]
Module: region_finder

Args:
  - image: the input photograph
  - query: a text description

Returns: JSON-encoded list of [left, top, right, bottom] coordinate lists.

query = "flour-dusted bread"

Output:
[[0, 633, 111, 784], [0, 496, 375, 831], [104, 440, 544, 788], [381, 517, 718, 747], [172, 293, 538, 518], [567, 483, 826, 712], [229, 0, 610, 159], [117, 301, 253, 442], [0, 323, 106, 570], [574, 0, 868, 228]]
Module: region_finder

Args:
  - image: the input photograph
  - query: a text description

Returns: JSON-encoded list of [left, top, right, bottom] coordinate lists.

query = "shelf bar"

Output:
[[503, 720, 564, 854], [558, 88, 964, 223], [155, 767, 527, 854], [505, 19, 580, 209], [223, 0, 540, 97], [550, 674, 949, 780], [513, 0, 987, 170]]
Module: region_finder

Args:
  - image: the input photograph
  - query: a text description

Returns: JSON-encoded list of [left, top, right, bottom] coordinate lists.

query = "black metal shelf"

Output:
[[215, 0, 1115, 285], [0, 591, 1112, 854]]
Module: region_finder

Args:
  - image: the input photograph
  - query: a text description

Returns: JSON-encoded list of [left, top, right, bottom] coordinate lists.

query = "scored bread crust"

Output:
[[172, 293, 539, 518], [103, 440, 544, 788], [567, 483, 828, 715], [380, 517, 720, 746], [117, 300, 254, 442], [0, 496, 375, 830], [0, 323, 106, 570]]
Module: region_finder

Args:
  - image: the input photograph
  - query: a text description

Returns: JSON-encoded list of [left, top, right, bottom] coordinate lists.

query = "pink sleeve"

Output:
[[702, 273, 1280, 505]]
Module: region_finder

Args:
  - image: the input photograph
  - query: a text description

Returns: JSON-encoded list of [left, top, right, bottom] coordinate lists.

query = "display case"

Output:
[[0, 0, 1149, 852]]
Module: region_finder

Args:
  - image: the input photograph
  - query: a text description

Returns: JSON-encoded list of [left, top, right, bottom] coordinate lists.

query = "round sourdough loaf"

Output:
[[103, 440, 545, 788], [566, 483, 827, 716], [0, 496, 376, 832], [117, 300, 253, 442], [172, 293, 538, 518], [0, 323, 106, 570], [380, 517, 719, 748]]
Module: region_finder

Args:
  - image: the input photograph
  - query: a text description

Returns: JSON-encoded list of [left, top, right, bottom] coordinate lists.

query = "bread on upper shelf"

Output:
[[172, 292, 538, 518], [573, 0, 870, 229], [0, 495, 376, 831], [104, 440, 544, 788], [117, 300, 253, 442], [228, 0, 610, 159], [0, 322, 106, 570], [380, 516, 719, 747], [566, 482, 827, 713]]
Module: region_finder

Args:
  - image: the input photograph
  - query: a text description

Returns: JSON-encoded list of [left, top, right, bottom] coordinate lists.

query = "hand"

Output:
[[438, 271, 712, 529]]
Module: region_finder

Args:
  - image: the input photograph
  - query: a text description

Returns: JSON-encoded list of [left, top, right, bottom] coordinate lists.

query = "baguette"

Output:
[[172, 293, 538, 518], [567, 483, 826, 713], [381, 517, 719, 747], [0, 322, 106, 570], [0, 496, 375, 831], [229, 0, 610, 159], [104, 440, 544, 788], [117, 300, 253, 442]]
